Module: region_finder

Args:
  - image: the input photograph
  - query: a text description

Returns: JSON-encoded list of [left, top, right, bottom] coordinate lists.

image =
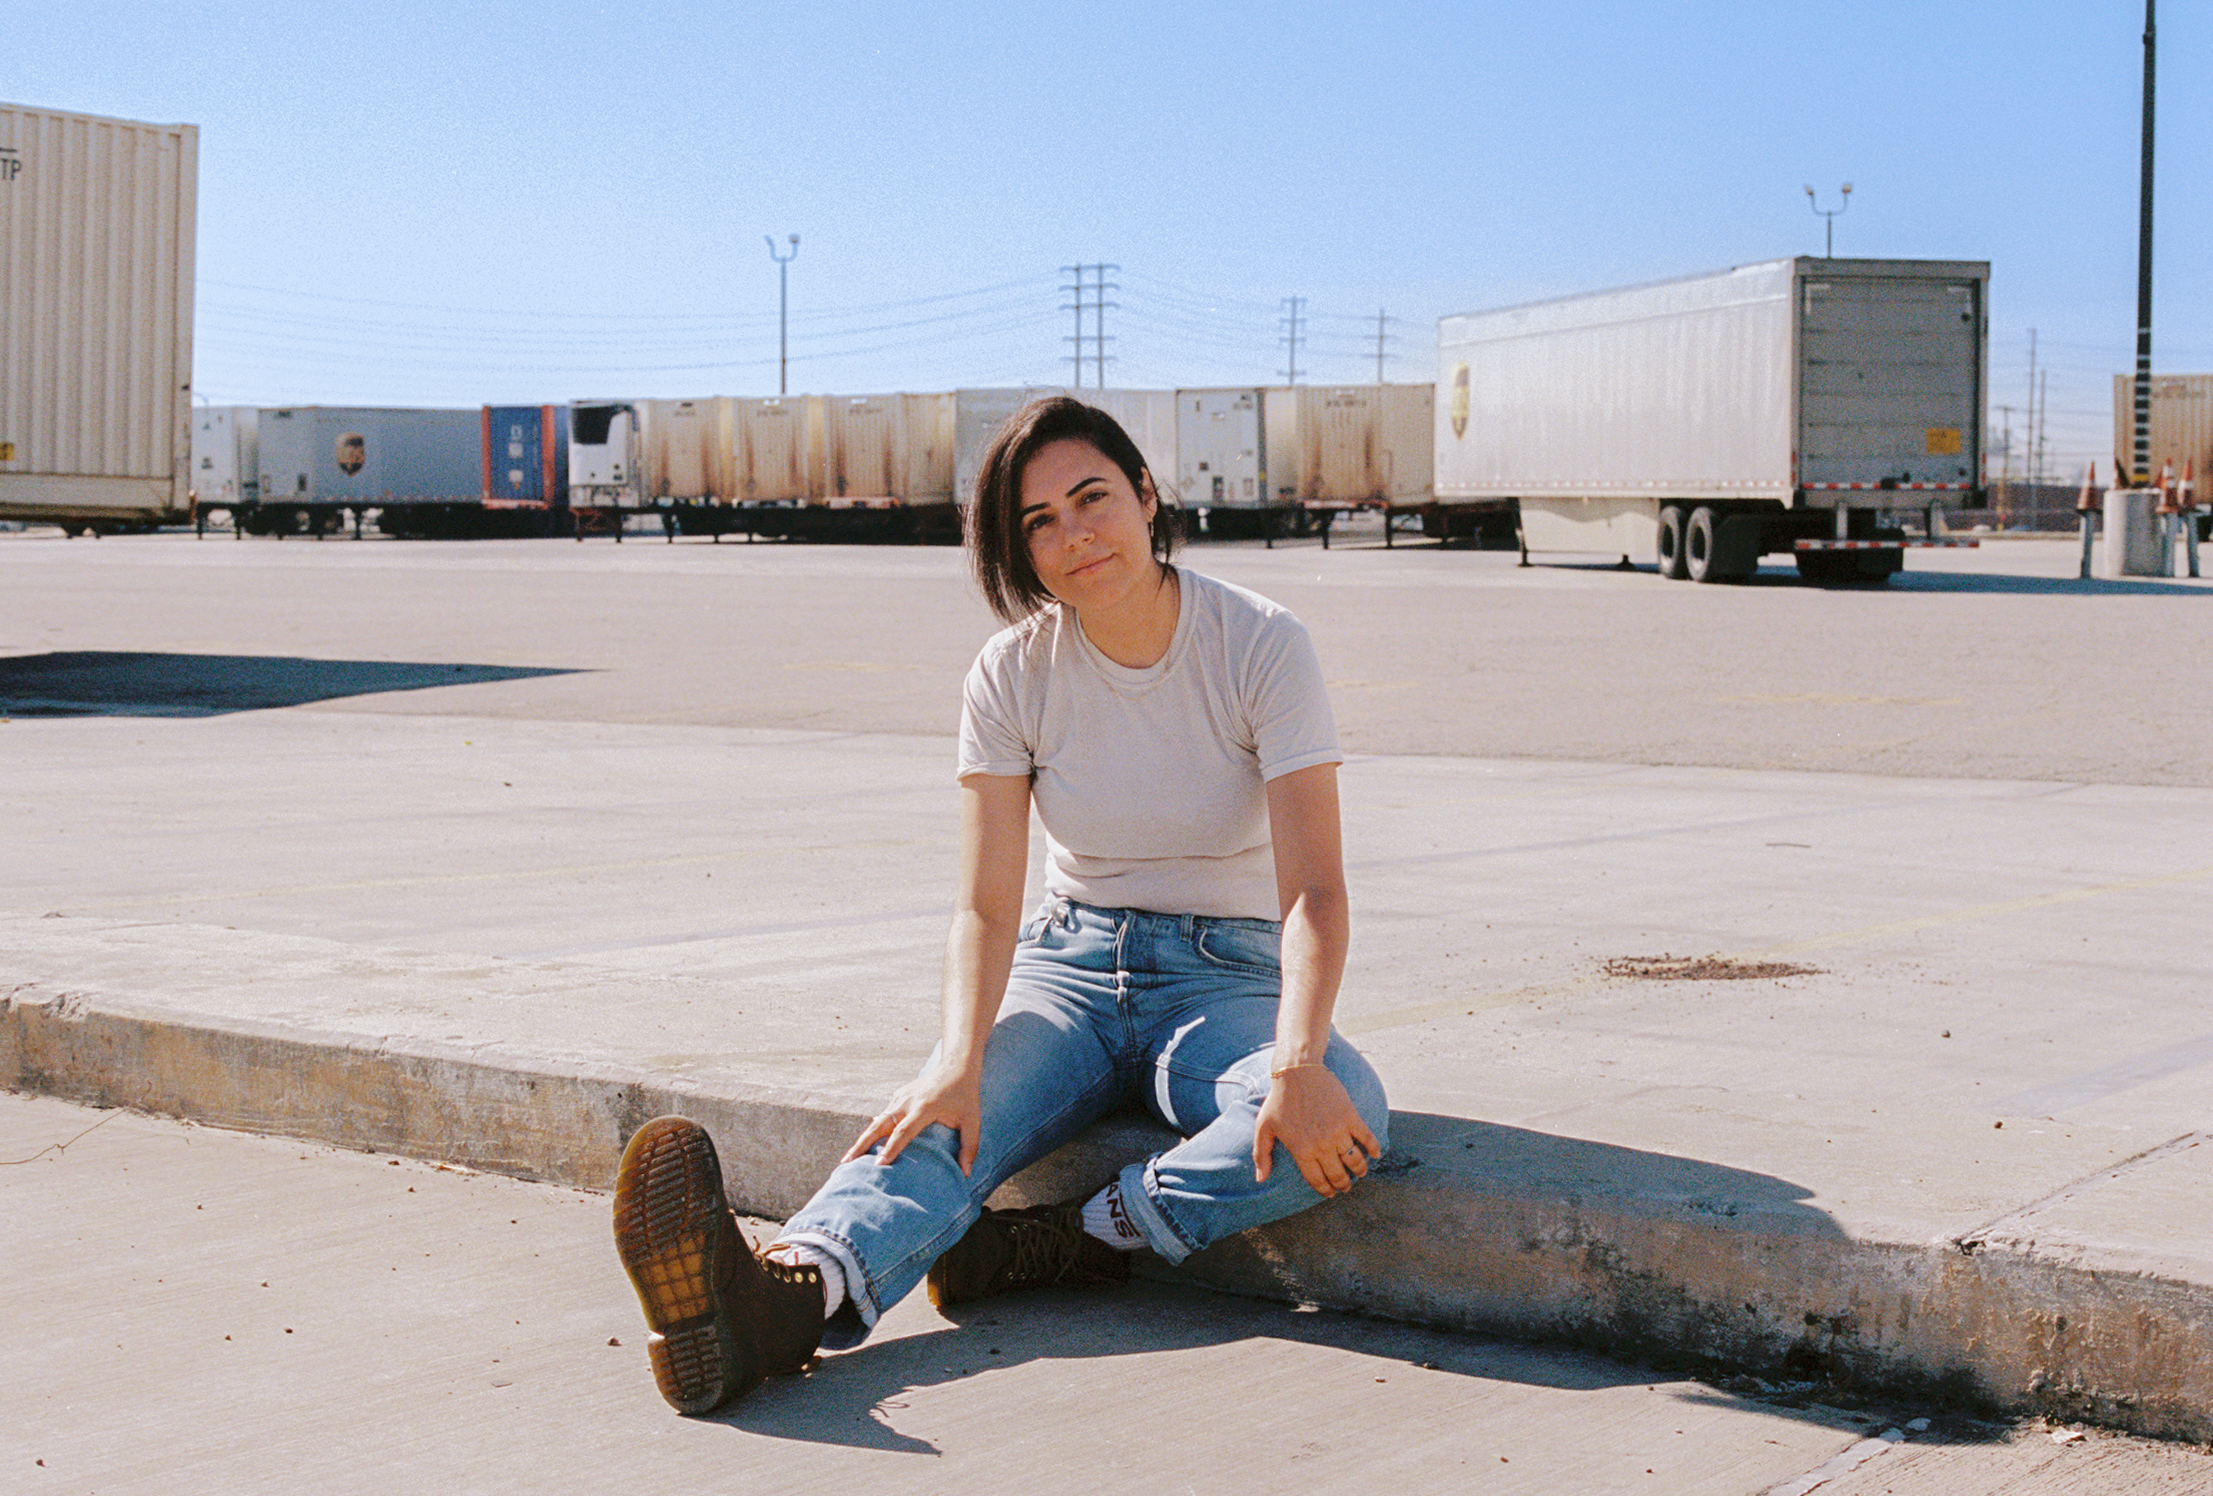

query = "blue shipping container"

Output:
[[481, 405, 569, 509]]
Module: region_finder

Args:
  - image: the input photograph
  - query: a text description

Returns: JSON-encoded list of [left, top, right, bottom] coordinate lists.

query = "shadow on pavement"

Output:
[[703, 1114, 1998, 1457], [711, 1275, 1653, 1456], [0, 651, 581, 717]]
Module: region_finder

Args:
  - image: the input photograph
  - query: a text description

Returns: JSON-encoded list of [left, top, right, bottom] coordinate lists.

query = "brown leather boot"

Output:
[[925, 1199, 1131, 1310], [612, 1116, 824, 1414]]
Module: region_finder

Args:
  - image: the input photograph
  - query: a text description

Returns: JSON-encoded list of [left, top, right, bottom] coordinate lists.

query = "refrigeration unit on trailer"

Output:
[[0, 102, 197, 534], [569, 401, 641, 507], [1437, 257, 1989, 583]]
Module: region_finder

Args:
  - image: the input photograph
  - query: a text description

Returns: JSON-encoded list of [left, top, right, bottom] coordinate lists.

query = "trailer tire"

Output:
[[1685, 507, 1719, 583], [1686, 508, 1760, 583], [1657, 505, 1688, 579]]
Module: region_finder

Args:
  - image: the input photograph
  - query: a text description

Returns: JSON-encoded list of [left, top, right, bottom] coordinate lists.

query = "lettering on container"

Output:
[[0, 147, 19, 183]]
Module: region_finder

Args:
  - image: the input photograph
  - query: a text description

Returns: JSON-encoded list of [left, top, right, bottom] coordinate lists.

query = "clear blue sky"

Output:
[[10, 0, 2206, 474]]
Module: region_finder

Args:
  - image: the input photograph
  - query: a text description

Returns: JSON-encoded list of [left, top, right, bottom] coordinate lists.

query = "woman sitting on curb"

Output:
[[611, 395, 1389, 1414]]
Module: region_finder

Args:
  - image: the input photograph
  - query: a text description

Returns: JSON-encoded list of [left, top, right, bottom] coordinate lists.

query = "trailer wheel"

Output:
[[1657, 505, 1688, 579], [1685, 507, 1719, 582], [1687, 508, 1759, 583]]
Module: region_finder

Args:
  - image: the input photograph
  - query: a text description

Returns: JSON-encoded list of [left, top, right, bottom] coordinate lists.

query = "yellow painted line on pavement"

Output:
[[1341, 864, 2213, 1036]]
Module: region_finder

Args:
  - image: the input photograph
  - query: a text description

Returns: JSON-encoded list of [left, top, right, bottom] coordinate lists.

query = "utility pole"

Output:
[[2025, 329, 2038, 493], [1371, 309, 1393, 384], [1805, 183, 1852, 257], [1995, 404, 2014, 524], [765, 234, 799, 396], [1059, 264, 1118, 389], [2130, 0, 2156, 486], [1279, 296, 1306, 386]]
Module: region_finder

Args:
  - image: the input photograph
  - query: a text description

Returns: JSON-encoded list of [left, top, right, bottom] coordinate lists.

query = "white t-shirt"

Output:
[[957, 566, 1341, 921]]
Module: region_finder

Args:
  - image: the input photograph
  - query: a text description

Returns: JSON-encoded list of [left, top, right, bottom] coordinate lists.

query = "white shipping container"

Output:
[[953, 389, 1178, 509], [0, 102, 198, 525], [190, 405, 259, 507], [1176, 388, 1267, 509], [2112, 374, 2213, 490]]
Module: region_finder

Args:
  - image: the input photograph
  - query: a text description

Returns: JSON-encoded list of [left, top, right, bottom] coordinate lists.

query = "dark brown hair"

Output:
[[965, 396, 1181, 624]]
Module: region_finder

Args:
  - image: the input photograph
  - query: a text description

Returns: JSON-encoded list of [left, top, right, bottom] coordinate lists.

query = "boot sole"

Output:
[[612, 1116, 749, 1415]]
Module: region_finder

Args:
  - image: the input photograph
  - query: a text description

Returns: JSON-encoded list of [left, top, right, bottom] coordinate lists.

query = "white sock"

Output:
[[1080, 1180, 1147, 1251], [765, 1242, 847, 1319]]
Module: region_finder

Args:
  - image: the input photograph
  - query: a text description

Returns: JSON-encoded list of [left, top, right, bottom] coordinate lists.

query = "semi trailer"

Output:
[[1437, 257, 1991, 583], [0, 102, 197, 535]]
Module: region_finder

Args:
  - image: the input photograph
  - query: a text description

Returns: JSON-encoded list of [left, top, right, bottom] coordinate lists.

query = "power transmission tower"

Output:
[[1059, 264, 1119, 389], [1279, 296, 1306, 386], [1371, 309, 1394, 383]]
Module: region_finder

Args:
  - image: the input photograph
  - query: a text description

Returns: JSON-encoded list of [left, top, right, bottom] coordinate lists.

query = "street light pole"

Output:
[[1805, 183, 1851, 257], [765, 234, 799, 396]]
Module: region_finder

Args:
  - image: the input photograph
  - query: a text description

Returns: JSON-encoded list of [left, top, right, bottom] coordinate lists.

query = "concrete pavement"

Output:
[[4, 533, 2211, 1447], [12, 1093, 2213, 1495]]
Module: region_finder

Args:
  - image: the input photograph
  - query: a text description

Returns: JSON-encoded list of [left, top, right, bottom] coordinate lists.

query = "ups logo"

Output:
[[335, 432, 366, 476]]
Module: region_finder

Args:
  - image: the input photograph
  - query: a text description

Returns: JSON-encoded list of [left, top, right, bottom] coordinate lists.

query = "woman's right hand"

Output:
[[842, 1062, 984, 1176]]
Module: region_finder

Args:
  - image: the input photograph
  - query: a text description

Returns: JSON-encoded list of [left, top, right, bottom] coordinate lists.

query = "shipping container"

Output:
[[820, 392, 955, 503], [1262, 384, 1432, 504], [256, 406, 479, 506], [1175, 388, 1268, 509], [952, 389, 1179, 509], [190, 405, 259, 509], [481, 404, 568, 509], [1438, 257, 1989, 583], [0, 102, 197, 530], [731, 396, 816, 503], [2112, 374, 2213, 492], [640, 397, 730, 501]]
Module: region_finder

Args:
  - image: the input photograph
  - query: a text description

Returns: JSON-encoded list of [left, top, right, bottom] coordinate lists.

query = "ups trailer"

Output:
[[0, 102, 197, 535], [1437, 258, 1990, 584], [236, 406, 479, 537]]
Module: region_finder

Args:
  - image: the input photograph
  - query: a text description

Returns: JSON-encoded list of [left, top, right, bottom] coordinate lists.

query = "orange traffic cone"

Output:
[[2075, 461, 2099, 513], [2156, 461, 2179, 514]]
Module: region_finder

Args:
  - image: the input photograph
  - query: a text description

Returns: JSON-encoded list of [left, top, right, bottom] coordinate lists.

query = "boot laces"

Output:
[[1006, 1209, 1087, 1286]]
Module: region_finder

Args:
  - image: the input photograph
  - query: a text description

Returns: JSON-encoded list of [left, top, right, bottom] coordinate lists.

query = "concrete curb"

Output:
[[6, 979, 2208, 1443]]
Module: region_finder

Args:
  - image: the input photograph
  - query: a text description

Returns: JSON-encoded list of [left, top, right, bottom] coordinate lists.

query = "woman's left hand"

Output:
[[1252, 1064, 1382, 1197]]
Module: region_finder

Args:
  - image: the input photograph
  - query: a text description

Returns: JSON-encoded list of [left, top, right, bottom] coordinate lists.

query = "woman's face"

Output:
[[1017, 437, 1160, 613]]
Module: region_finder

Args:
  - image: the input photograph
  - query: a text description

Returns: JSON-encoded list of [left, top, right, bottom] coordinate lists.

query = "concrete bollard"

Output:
[[2096, 489, 2166, 579]]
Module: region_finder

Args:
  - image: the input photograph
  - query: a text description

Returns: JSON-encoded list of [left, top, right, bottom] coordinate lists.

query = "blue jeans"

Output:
[[777, 897, 1389, 1349]]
